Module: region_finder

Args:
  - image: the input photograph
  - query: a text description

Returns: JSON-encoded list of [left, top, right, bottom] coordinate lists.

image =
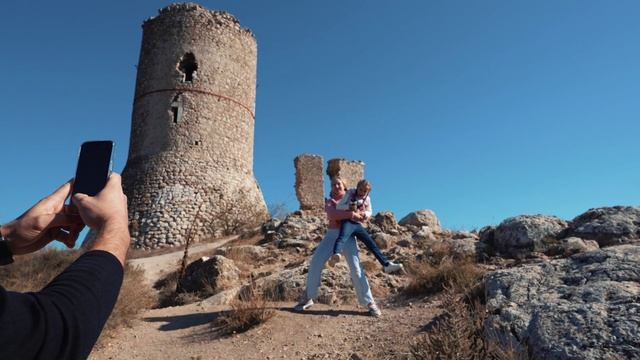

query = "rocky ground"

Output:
[[90, 206, 640, 360]]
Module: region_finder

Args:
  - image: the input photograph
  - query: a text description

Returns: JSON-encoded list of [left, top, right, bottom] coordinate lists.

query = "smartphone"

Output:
[[72, 141, 114, 197]]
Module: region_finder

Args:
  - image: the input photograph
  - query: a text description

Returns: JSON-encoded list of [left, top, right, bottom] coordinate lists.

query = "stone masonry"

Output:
[[326, 158, 365, 189], [294, 154, 324, 213], [122, 4, 268, 249], [293, 155, 366, 212]]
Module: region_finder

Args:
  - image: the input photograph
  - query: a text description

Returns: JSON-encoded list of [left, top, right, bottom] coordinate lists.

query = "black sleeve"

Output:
[[0, 250, 123, 360]]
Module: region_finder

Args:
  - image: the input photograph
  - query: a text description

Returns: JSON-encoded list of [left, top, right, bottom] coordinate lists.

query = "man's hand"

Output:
[[1, 181, 84, 255], [72, 173, 130, 266]]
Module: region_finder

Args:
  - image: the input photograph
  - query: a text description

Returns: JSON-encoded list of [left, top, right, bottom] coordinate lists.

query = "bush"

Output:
[[154, 269, 203, 307], [0, 248, 80, 291], [211, 280, 274, 337], [100, 263, 156, 338], [411, 288, 528, 360], [268, 202, 290, 220], [405, 257, 485, 297]]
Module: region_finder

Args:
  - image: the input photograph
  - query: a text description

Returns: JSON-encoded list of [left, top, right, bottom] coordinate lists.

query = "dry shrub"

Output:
[[99, 263, 156, 341], [261, 279, 302, 302], [154, 269, 203, 307], [0, 248, 80, 292], [212, 280, 274, 337], [411, 288, 528, 360], [219, 247, 252, 264], [423, 241, 454, 265], [405, 257, 485, 297]]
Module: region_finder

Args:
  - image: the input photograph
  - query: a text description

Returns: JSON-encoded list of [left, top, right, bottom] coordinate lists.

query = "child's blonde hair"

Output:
[[357, 179, 372, 193]]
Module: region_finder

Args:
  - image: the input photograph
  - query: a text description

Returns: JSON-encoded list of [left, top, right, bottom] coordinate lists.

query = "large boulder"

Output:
[[271, 212, 326, 242], [178, 255, 240, 294], [443, 237, 487, 261], [373, 233, 395, 250], [564, 206, 640, 247], [559, 237, 599, 256], [490, 215, 568, 258], [485, 245, 640, 359], [399, 210, 441, 232], [371, 211, 399, 234]]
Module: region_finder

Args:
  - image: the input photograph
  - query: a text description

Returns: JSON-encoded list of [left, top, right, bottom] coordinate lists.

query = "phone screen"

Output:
[[73, 141, 114, 197]]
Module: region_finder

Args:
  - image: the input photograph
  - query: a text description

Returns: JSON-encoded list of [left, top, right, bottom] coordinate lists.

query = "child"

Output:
[[328, 179, 403, 274]]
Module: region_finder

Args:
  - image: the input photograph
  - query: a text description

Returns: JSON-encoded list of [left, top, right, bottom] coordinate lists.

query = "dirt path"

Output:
[[91, 236, 438, 359], [91, 299, 437, 360], [128, 235, 239, 286]]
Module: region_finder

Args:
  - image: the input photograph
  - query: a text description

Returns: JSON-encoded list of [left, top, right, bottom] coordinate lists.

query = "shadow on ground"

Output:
[[277, 306, 369, 317], [145, 312, 220, 331]]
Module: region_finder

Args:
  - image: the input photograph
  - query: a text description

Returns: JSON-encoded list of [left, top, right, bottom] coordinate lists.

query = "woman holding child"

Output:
[[295, 176, 402, 317]]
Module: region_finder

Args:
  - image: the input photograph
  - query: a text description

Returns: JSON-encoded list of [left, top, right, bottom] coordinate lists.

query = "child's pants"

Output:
[[333, 220, 390, 267]]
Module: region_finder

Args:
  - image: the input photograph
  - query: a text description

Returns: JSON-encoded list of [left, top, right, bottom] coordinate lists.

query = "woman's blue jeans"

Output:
[[304, 229, 374, 306]]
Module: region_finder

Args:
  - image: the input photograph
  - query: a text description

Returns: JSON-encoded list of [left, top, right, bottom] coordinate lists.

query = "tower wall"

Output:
[[123, 4, 267, 249]]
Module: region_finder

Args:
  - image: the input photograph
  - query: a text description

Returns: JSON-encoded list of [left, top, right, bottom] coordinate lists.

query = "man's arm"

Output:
[[0, 251, 123, 359], [0, 173, 130, 360]]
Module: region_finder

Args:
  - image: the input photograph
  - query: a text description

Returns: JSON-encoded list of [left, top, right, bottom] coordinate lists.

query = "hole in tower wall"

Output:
[[178, 52, 198, 82], [170, 94, 183, 123]]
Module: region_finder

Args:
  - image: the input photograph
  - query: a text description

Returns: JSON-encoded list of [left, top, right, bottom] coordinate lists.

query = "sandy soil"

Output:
[[91, 299, 437, 360]]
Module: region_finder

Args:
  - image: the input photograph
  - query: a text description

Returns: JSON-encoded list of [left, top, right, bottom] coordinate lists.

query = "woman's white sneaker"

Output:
[[294, 297, 314, 312], [367, 302, 382, 317], [383, 261, 404, 274]]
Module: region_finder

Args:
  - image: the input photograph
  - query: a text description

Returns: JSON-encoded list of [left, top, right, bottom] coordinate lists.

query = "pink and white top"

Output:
[[335, 188, 372, 220]]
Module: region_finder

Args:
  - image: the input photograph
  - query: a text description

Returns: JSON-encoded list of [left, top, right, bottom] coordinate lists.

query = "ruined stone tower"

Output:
[[122, 3, 268, 249]]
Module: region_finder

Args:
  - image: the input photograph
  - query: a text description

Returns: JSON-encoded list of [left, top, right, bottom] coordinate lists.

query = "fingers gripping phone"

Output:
[[72, 141, 114, 198]]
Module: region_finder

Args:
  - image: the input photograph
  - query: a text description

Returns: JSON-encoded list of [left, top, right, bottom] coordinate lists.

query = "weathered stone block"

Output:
[[326, 158, 365, 189], [294, 154, 324, 212]]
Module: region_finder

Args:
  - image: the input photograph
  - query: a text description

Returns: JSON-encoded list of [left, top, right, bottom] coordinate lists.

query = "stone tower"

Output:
[[122, 3, 268, 249]]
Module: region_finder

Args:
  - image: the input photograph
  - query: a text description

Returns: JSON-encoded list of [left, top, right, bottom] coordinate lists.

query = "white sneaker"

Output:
[[383, 261, 404, 274], [368, 302, 382, 317], [294, 297, 314, 312], [328, 253, 342, 267]]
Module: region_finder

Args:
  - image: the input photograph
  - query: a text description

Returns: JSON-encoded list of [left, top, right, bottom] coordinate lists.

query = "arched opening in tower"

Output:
[[171, 94, 183, 123], [178, 53, 198, 82]]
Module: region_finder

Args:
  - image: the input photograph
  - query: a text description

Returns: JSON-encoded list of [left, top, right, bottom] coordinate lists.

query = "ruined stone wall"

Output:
[[326, 158, 365, 190], [122, 3, 267, 249], [294, 154, 324, 212]]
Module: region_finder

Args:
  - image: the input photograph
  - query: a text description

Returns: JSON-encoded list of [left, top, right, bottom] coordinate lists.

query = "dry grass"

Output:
[[211, 280, 274, 337], [411, 288, 528, 360], [98, 263, 156, 342], [154, 269, 203, 307], [0, 248, 80, 291], [405, 257, 486, 297]]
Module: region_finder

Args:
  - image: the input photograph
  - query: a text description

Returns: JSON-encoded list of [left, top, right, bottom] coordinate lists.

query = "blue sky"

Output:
[[1, 1, 638, 233]]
